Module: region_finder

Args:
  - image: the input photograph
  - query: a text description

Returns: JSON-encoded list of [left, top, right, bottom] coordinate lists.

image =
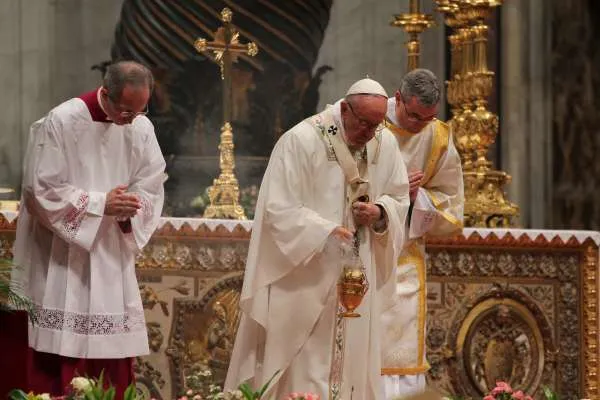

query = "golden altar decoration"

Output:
[[391, 0, 435, 71], [435, 0, 519, 227], [193, 8, 259, 220], [1, 210, 599, 399]]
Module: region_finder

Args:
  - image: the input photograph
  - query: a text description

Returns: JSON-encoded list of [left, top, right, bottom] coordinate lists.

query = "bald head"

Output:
[[100, 61, 153, 125], [103, 61, 154, 101]]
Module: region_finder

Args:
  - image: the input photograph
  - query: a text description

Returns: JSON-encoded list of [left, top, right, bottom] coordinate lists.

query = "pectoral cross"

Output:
[[193, 8, 259, 220]]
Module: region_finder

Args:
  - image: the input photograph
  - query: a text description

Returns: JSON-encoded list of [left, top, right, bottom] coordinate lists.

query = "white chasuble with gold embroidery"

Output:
[[380, 98, 464, 398], [225, 101, 410, 400]]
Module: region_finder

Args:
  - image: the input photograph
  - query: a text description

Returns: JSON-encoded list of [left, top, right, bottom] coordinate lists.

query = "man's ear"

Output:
[[340, 100, 348, 114], [395, 90, 402, 103], [99, 86, 110, 100]]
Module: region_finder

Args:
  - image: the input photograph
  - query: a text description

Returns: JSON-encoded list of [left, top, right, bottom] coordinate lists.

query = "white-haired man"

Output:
[[226, 78, 410, 399]]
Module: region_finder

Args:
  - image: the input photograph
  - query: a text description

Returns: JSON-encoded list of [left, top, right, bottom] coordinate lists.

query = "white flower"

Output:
[[201, 370, 212, 377], [71, 377, 93, 393], [232, 390, 244, 399], [39, 394, 51, 400]]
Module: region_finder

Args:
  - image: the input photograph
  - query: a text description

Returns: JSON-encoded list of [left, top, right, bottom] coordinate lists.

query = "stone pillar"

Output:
[[500, 0, 552, 228], [315, 0, 447, 119], [0, 0, 124, 196], [0, 0, 23, 192]]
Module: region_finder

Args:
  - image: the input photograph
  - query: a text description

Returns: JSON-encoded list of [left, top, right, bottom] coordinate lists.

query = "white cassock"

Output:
[[12, 97, 165, 359], [225, 100, 410, 400], [380, 97, 464, 399]]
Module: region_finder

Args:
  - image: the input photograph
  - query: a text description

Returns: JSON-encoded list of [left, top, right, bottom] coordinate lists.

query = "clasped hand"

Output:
[[104, 185, 141, 218], [352, 201, 381, 227], [409, 170, 424, 202]]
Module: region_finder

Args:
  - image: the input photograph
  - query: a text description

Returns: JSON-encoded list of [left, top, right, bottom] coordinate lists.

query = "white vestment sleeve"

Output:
[[409, 133, 464, 237], [121, 122, 166, 252], [25, 115, 105, 251], [373, 136, 410, 288], [263, 133, 338, 267]]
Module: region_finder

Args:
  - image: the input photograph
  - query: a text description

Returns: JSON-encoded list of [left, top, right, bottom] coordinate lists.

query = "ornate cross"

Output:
[[194, 7, 258, 123], [193, 8, 259, 220]]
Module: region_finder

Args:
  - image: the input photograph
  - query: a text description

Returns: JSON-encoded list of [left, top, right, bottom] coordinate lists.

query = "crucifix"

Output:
[[194, 7, 259, 220]]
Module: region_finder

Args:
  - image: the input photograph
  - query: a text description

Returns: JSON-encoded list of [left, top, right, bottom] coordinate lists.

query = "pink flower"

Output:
[[512, 390, 525, 400], [524, 397, 533, 400], [304, 394, 320, 400], [484, 396, 495, 400], [491, 381, 513, 395]]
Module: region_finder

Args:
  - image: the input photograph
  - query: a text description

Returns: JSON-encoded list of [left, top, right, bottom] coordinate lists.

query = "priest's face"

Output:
[[394, 91, 438, 133], [341, 95, 387, 147], [102, 85, 150, 125]]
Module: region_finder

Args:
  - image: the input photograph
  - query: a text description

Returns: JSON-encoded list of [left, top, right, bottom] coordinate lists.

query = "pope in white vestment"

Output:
[[11, 62, 165, 396], [380, 69, 464, 399], [225, 79, 410, 400]]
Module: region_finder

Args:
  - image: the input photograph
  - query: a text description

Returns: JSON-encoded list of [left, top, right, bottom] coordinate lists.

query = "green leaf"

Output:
[[123, 383, 137, 400], [84, 391, 96, 400], [0, 260, 37, 324], [237, 383, 255, 400], [7, 389, 29, 400], [257, 370, 280, 398], [542, 386, 559, 400], [102, 386, 116, 400]]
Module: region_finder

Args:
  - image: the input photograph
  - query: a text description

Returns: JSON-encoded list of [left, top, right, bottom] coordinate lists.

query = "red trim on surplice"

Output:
[[79, 89, 111, 123]]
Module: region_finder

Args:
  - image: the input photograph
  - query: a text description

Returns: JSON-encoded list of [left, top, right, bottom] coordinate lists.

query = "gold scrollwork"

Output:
[[166, 274, 243, 397], [453, 297, 551, 395], [583, 244, 599, 399]]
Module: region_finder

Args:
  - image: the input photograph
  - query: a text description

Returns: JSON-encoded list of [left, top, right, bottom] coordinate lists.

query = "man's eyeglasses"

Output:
[[347, 102, 381, 131], [399, 94, 436, 123], [107, 95, 149, 119]]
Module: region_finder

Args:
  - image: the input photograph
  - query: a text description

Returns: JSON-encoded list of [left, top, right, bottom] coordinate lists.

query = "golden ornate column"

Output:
[[391, 0, 435, 71], [436, 0, 518, 227]]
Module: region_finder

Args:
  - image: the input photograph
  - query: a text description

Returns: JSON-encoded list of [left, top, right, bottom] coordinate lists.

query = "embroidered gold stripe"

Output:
[[421, 119, 449, 186], [381, 364, 430, 376], [395, 240, 427, 368], [425, 189, 464, 232]]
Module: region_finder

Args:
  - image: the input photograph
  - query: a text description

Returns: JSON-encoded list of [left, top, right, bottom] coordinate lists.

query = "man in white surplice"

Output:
[[12, 61, 165, 395], [225, 78, 410, 399], [380, 69, 464, 399]]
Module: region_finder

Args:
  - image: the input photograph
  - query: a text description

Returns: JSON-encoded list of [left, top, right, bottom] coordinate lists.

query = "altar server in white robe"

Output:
[[225, 78, 410, 399], [12, 61, 165, 397], [380, 69, 464, 398]]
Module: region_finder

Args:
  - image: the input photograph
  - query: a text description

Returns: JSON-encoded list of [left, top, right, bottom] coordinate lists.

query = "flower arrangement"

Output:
[[482, 381, 532, 400], [9, 372, 137, 400], [482, 381, 560, 400], [282, 393, 320, 400], [442, 382, 560, 400], [178, 368, 281, 400]]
